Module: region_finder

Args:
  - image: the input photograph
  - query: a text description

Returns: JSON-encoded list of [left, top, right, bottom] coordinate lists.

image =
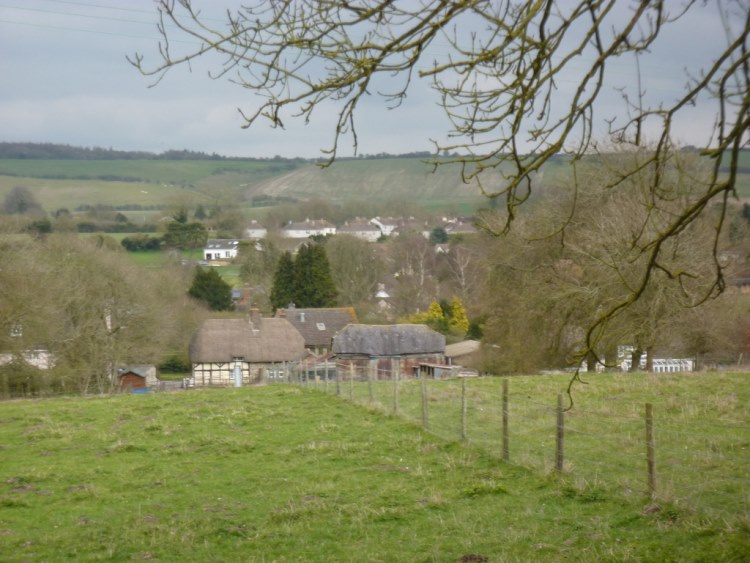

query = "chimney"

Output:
[[248, 308, 261, 327], [299, 312, 306, 323]]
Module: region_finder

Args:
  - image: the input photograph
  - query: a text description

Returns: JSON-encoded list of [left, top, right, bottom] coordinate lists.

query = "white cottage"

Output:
[[203, 239, 240, 261]]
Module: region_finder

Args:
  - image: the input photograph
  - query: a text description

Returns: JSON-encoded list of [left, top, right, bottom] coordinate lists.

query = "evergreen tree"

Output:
[[188, 267, 233, 311], [293, 243, 338, 307], [270, 251, 296, 311], [449, 296, 470, 334], [429, 226, 448, 244], [194, 204, 207, 220]]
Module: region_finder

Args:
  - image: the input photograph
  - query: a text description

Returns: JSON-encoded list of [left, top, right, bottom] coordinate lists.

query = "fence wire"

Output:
[[281, 368, 749, 517]]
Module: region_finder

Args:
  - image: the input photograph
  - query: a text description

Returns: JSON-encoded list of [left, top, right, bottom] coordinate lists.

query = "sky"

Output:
[[0, 0, 737, 158]]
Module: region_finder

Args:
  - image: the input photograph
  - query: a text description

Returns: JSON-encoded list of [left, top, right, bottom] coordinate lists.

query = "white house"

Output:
[[370, 217, 399, 237], [244, 220, 267, 240], [203, 239, 240, 261], [281, 219, 336, 239], [337, 219, 382, 242]]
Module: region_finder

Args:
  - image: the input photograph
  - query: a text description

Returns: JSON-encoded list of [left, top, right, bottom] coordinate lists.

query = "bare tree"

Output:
[[326, 234, 384, 306], [130, 1, 750, 392]]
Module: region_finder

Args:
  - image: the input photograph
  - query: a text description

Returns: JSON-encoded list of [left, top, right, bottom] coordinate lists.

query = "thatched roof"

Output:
[[332, 324, 445, 357], [277, 307, 358, 348], [445, 340, 481, 359], [189, 318, 306, 364]]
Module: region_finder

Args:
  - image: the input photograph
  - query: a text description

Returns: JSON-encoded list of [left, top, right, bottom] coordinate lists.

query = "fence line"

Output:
[[283, 369, 747, 516]]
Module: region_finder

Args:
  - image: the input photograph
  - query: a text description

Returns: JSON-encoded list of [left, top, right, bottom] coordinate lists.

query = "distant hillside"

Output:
[[0, 144, 745, 217]]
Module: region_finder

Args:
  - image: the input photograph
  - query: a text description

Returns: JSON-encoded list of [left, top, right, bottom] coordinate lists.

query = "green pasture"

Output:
[[0, 159, 300, 185], [0, 382, 747, 561], [315, 371, 750, 523]]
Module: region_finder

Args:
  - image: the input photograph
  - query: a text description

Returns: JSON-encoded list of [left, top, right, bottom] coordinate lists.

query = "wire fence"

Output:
[[276, 363, 750, 518]]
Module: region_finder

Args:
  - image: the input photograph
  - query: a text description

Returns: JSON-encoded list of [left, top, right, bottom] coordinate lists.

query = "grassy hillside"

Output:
[[0, 153, 747, 220], [0, 378, 747, 561]]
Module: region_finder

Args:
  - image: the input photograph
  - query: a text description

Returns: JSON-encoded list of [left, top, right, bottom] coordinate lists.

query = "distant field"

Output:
[[0, 155, 746, 220], [0, 384, 746, 561]]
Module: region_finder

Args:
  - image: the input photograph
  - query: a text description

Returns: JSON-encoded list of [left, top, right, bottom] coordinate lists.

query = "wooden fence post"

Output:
[[392, 360, 400, 414], [502, 378, 509, 461], [368, 360, 375, 403], [555, 393, 564, 472], [421, 377, 429, 430], [646, 402, 656, 500], [349, 361, 355, 401], [335, 363, 341, 396], [324, 360, 329, 393], [460, 378, 467, 442]]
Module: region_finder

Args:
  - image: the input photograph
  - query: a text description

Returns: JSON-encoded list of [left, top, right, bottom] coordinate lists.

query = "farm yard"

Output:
[[0, 373, 747, 561]]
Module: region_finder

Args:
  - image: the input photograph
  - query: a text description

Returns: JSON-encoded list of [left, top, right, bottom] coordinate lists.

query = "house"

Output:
[[281, 219, 336, 239], [118, 365, 158, 390], [332, 324, 445, 380], [392, 217, 431, 239], [370, 217, 399, 237], [337, 219, 382, 242], [244, 220, 267, 240], [189, 313, 306, 386], [203, 239, 240, 262], [0, 349, 55, 370], [442, 217, 479, 236], [276, 306, 358, 355]]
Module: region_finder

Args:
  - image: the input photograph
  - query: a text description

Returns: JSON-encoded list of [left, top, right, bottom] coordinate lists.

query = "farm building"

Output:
[[445, 340, 481, 368], [332, 324, 445, 380], [118, 365, 158, 390], [189, 314, 306, 386], [276, 305, 358, 355]]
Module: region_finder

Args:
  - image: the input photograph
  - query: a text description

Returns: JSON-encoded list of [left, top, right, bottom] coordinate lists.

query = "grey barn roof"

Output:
[[332, 324, 445, 357], [189, 318, 306, 364]]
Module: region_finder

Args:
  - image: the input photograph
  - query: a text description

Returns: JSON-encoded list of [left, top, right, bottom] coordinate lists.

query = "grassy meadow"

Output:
[[1, 153, 747, 223], [0, 375, 748, 561]]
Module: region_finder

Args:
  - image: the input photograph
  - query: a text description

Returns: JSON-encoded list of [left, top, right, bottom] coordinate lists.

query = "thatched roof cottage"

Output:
[[189, 315, 306, 386]]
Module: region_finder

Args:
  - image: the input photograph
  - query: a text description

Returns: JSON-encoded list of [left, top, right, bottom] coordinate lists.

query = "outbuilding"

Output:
[[332, 324, 445, 380]]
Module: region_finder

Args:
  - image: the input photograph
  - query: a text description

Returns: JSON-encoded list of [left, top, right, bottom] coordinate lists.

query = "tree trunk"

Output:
[[629, 348, 643, 372], [646, 347, 654, 372], [586, 350, 597, 373]]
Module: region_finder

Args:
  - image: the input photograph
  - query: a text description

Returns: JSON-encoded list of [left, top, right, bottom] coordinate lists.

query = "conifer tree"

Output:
[[188, 267, 233, 311], [450, 296, 470, 334], [270, 251, 296, 311], [293, 243, 337, 308]]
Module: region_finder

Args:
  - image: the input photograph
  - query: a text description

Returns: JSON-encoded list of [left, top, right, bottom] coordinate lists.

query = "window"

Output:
[[316, 322, 326, 331]]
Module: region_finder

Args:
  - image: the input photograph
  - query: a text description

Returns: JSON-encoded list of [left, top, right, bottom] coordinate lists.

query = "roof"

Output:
[[278, 307, 358, 348], [338, 220, 380, 232], [205, 239, 240, 251], [332, 324, 445, 357], [283, 219, 335, 231], [445, 340, 481, 358], [189, 317, 306, 363]]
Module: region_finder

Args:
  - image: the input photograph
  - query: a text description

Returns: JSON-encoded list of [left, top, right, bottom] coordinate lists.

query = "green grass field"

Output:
[[1, 154, 746, 221], [0, 376, 747, 561], [319, 371, 750, 522]]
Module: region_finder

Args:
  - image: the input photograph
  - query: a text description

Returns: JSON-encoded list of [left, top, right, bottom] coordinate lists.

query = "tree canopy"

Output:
[[188, 267, 234, 311], [270, 244, 338, 310]]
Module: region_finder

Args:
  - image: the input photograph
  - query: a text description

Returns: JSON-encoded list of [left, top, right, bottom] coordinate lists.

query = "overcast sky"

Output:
[[0, 0, 735, 158]]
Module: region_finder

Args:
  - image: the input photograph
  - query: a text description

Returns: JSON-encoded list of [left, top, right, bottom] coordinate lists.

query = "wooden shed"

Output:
[[332, 324, 445, 380], [189, 316, 306, 386], [118, 365, 158, 390]]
